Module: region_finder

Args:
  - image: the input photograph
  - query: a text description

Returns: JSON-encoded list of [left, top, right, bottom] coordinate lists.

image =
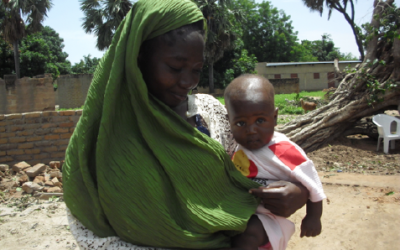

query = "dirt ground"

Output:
[[1, 133, 399, 249]]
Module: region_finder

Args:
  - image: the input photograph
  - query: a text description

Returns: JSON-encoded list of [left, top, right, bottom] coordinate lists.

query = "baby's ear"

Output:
[[274, 107, 279, 126]]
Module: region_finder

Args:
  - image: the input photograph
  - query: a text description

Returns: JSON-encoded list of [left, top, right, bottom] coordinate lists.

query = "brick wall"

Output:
[[0, 110, 81, 166], [56, 74, 93, 109]]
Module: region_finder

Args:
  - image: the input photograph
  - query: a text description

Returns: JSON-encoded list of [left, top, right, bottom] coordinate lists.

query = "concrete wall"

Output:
[[55, 74, 93, 109], [269, 78, 299, 94], [0, 75, 55, 115], [256, 61, 360, 91], [0, 110, 81, 166]]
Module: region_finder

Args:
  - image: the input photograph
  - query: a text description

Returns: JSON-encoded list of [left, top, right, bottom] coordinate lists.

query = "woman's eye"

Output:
[[236, 121, 245, 127], [256, 118, 265, 124]]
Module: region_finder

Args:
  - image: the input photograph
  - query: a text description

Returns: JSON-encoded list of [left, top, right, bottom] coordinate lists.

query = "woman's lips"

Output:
[[170, 92, 187, 101]]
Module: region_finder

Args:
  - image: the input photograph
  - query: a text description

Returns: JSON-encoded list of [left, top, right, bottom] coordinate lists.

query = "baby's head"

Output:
[[224, 74, 278, 150]]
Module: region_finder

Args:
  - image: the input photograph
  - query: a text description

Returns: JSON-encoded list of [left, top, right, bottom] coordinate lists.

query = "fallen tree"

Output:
[[277, 0, 400, 152]]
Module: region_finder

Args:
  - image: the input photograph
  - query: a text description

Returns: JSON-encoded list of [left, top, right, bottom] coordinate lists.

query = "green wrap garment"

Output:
[[63, 0, 260, 248]]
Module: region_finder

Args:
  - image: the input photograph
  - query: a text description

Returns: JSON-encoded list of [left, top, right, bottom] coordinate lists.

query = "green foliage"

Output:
[[71, 54, 101, 74], [80, 0, 133, 51], [19, 26, 71, 79], [237, 0, 299, 62], [0, 37, 14, 76]]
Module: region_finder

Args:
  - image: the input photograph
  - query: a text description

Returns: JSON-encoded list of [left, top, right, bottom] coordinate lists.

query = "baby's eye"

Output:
[[256, 118, 265, 124], [236, 121, 245, 127], [169, 65, 181, 72]]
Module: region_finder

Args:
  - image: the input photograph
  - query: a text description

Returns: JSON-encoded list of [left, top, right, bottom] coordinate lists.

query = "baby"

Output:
[[224, 74, 326, 250]]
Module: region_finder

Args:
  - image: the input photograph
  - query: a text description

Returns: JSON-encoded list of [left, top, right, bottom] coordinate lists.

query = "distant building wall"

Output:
[[256, 61, 361, 91], [56, 74, 93, 109], [269, 78, 299, 94], [0, 74, 55, 115]]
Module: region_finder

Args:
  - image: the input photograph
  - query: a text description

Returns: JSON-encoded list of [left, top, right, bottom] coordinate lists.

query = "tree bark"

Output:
[[209, 62, 214, 94], [12, 40, 20, 78], [277, 0, 400, 153]]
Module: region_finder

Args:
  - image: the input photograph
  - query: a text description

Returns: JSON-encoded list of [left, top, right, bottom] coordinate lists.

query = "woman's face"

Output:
[[139, 31, 205, 108]]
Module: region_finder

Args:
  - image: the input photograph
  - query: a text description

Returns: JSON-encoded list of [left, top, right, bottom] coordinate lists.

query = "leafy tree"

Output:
[[0, 0, 53, 78], [195, 0, 242, 93], [301, 0, 364, 61], [0, 35, 14, 77], [71, 54, 101, 74], [19, 26, 71, 78], [80, 0, 133, 51], [236, 0, 299, 62]]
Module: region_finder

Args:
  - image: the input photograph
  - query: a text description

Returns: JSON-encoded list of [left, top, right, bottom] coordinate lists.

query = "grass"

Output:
[[217, 91, 326, 115]]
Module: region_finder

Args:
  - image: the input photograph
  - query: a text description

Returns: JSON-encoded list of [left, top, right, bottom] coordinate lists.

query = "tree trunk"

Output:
[[12, 40, 20, 78], [276, 0, 400, 153], [209, 62, 214, 94]]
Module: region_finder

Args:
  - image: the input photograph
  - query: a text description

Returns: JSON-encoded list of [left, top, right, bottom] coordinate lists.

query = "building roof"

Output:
[[265, 61, 361, 67]]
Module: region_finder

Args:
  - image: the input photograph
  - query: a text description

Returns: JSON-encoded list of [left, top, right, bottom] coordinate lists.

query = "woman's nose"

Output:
[[178, 71, 198, 90]]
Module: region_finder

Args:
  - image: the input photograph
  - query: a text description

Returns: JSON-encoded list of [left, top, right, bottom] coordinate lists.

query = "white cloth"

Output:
[[233, 131, 326, 250]]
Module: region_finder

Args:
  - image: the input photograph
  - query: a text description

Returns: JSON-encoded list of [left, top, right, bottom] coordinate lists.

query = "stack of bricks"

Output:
[[0, 110, 82, 166]]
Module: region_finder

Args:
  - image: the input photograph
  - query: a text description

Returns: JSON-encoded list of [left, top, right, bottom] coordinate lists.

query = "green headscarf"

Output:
[[63, 0, 259, 248]]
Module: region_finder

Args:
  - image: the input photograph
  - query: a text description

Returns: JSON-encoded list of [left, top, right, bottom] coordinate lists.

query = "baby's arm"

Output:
[[300, 200, 322, 237]]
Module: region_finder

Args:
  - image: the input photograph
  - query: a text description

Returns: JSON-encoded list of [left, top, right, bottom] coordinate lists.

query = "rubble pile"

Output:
[[0, 161, 64, 199]]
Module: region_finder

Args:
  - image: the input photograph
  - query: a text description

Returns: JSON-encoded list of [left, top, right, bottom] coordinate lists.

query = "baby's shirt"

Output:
[[232, 132, 326, 202]]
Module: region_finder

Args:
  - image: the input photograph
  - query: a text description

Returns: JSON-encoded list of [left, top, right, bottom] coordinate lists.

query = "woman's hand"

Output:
[[249, 181, 309, 218]]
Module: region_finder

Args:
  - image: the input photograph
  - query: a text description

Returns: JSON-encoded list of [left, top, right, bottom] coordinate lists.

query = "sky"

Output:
[[43, 0, 400, 64]]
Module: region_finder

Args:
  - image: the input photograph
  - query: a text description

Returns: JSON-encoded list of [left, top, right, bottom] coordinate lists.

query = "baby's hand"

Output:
[[300, 214, 321, 237]]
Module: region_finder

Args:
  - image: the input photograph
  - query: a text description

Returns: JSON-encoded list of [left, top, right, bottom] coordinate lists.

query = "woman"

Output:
[[64, 0, 308, 249]]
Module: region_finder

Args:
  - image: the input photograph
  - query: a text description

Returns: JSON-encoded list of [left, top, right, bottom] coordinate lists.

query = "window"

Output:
[[290, 73, 298, 78], [314, 73, 320, 79], [274, 74, 281, 79]]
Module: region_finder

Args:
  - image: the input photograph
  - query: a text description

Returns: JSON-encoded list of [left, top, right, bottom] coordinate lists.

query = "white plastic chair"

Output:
[[372, 114, 400, 154]]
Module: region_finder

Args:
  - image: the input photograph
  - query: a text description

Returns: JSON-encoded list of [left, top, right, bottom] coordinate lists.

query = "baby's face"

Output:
[[227, 91, 277, 150]]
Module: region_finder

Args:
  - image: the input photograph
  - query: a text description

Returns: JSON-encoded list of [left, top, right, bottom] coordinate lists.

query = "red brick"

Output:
[[27, 136, 43, 142], [76, 110, 83, 115], [51, 152, 65, 158], [11, 126, 24, 132], [34, 153, 50, 159], [34, 141, 53, 147], [17, 130, 34, 136], [0, 151, 5, 156], [53, 128, 69, 133], [25, 149, 41, 154], [24, 124, 42, 130], [0, 114, 4, 121], [59, 110, 75, 116], [7, 149, 25, 156], [14, 155, 33, 161], [0, 138, 7, 144], [58, 145, 68, 151], [42, 111, 58, 117], [0, 121, 7, 126], [25, 118, 41, 124], [42, 146, 58, 153], [5, 114, 22, 120], [59, 122, 74, 128], [54, 140, 69, 146], [12, 119, 24, 125], [44, 134, 60, 140], [0, 127, 6, 133], [18, 143, 34, 149], [9, 137, 26, 143], [69, 128, 75, 133], [42, 124, 57, 129], [24, 112, 42, 118], [0, 133, 15, 138], [0, 144, 18, 151], [0, 132, 15, 138], [0, 156, 13, 162], [60, 133, 73, 139]]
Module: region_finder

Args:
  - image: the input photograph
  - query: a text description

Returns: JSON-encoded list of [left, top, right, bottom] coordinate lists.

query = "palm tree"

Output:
[[80, 0, 133, 51], [195, 0, 241, 93], [0, 0, 53, 78], [301, 0, 365, 61]]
